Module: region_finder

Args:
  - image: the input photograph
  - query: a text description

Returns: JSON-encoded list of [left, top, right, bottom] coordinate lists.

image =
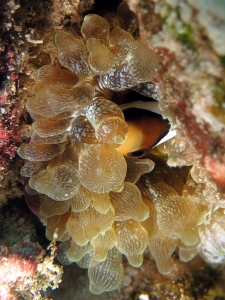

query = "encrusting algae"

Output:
[[17, 1, 225, 295]]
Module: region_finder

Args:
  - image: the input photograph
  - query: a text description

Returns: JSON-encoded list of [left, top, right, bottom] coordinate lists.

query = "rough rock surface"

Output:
[[1, 0, 225, 299]]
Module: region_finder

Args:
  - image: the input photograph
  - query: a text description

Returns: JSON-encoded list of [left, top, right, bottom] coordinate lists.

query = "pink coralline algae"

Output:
[[0, 233, 62, 300], [0, 253, 37, 299], [0, 242, 40, 300], [0, 103, 20, 180], [0, 49, 20, 180]]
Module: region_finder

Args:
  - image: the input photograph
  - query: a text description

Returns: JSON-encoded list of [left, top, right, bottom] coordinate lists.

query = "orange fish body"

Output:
[[117, 108, 170, 156]]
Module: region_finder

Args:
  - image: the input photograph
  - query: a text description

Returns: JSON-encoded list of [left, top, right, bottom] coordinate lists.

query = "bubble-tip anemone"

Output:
[[17, 2, 209, 295]]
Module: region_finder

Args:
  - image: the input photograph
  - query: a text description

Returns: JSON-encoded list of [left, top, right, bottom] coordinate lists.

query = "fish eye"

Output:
[[127, 149, 150, 158]]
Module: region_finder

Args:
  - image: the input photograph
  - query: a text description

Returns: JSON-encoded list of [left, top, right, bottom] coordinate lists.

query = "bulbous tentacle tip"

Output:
[[180, 228, 200, 247], [156, 260, 174, 275], [127, 254, 144, 267], [113, 131, 127, 145]]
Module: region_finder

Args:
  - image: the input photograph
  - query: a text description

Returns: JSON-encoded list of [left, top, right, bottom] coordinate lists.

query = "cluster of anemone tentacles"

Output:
[[18, 3, 206, 295]]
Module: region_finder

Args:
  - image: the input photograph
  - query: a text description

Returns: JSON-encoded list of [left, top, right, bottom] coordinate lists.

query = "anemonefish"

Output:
[[117, 101, 176, 157]]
